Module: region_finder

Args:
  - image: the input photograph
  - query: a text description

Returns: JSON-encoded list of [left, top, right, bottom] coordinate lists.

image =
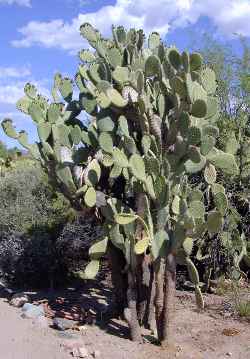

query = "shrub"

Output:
[[56, 218, 103, 274], [0, 159, 71, 287], [0, 219, 102, 288], [0, 229, 61, 288], [0, 159, 68, 233]]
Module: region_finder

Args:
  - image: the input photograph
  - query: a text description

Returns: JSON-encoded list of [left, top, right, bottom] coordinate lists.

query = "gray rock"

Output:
[[53, 317, 76, 331], [21, 303, 44, 319], [10, 292, 30, 307], [183, 281, 195, 290], [72, 346, 88, 358], [183, 281, 206, 291], [57, 332, 76, 339]]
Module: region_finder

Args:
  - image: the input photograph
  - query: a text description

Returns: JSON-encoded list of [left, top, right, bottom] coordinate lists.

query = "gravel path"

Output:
[[0, 298, 69, 359], [0, 288, 250, 359]]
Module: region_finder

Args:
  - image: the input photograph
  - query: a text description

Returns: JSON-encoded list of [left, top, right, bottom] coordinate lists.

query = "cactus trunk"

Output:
[[124, 269, 142, 342], [161, 253, 176, 348], [106, 243, 128, 320]]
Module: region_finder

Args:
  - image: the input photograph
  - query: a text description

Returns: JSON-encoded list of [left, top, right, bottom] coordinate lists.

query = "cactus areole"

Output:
[[2, 23, 239, 345]]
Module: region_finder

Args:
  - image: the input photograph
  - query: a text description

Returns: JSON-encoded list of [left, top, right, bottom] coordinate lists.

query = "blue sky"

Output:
[[0, 0, 250, 148]]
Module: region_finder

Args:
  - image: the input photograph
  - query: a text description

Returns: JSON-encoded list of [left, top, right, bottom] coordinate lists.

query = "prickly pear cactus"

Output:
[[2, 23, 239, 329]]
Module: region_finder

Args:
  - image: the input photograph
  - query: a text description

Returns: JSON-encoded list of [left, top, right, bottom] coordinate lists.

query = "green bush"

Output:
[[0, 158, 68, 233], [0, 159, 69, 287]]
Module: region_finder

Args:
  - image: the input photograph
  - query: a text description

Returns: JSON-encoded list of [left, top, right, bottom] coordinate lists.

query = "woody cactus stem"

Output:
[[161, 253, 176, 347], [155, 254, 176, 344], [154, 257, 165, 341], [135, 192, 151, 327], [106, 242, 127, 320], [125, 269, 143, 342]]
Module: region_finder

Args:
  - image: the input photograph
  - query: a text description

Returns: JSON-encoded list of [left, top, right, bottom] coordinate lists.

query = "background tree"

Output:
[[191, 33, 250, 118]]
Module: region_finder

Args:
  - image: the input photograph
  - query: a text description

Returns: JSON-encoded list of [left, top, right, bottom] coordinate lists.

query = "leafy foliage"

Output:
[[0, 159, 68, 232]]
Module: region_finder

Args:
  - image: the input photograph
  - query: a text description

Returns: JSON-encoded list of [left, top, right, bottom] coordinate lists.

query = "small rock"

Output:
[[53, 317, 76, 331], [226, 352, 232, 357], [72, 346, 88, 358], [57, 332, 76, 339], [92, 349, 101, 358], [21, 303, 44, 319], [10, 292, 30, 308], [183, 281, 195, 290]]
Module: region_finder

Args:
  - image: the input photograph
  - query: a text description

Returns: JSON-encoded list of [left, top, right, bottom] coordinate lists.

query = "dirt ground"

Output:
[[0, 280, 249, 359]]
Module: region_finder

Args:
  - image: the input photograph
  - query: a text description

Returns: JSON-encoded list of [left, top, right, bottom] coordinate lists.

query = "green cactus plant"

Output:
[[1, 23, 239, 346]]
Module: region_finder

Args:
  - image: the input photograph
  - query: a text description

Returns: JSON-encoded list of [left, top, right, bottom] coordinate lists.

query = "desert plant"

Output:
[[1, 23, 239, 346]]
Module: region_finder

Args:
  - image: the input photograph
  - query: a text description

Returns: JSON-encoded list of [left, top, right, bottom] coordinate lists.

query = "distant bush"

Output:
[[0, 159, 68, 233], [0, 159, 103, 287]]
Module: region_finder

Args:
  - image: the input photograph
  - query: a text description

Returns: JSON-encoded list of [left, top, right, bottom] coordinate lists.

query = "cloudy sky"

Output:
[[0, 0, 250, 147]]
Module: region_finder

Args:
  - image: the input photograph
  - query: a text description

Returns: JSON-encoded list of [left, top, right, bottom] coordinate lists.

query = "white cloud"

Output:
[[0, 83, 25, 104], [0, 66, 31, 79], [0, 0, 31, 6], [0, 111, 28, 124], [0, 77, 51, 105], [12, 19, 84, 52], [11, 0, 250, 53]]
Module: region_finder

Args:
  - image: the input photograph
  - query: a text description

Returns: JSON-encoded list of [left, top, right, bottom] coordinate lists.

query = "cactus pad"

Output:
[[188, 126, 201, 145], [189, 201, 205, 219], [204, 164, 217, 184], [207, 211, 223, 233]]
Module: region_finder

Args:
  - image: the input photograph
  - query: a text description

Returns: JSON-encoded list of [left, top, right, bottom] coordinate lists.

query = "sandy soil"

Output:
[[0, 298, 69, 359], [0, 282, 249, 359]]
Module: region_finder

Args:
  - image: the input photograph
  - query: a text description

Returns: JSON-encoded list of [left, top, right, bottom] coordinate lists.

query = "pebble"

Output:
[[10, 292, 30, 308], [226, 353, 232, 357], [57, 332, 76, 339], [72, 346, 89, 358], [21, 303, 45, 319], [53, 317, 76, 331]]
